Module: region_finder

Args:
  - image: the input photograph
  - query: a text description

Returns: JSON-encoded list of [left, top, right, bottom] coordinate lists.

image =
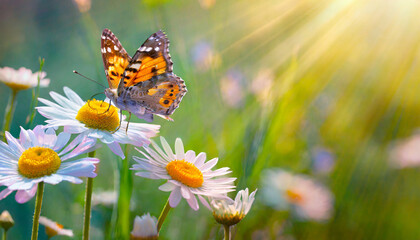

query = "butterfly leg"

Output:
[[112, 110, 123, 133], [102, 99, 112, 114], [126, 112, 131, 134]]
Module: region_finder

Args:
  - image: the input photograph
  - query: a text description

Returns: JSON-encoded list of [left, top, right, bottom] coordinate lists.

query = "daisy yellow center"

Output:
[[76, 99, 119, 132], [166, 160, 204, 188], [18, 147, 61, 178], [4, 82, 31, 91], [286, 189, 303, 203]]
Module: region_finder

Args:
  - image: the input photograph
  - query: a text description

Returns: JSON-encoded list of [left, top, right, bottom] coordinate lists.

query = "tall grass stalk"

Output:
[[27, 58, 44, 127], [2, 90, 18, 140]]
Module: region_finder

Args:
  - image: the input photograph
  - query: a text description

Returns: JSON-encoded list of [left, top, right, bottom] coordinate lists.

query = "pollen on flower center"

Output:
[[76, 99, 119, 132], [166, 160, 204, 188], [286, 189, 303, 203], [18, 147, 61, 178]]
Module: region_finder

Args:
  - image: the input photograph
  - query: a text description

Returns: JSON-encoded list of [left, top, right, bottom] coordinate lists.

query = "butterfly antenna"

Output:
[[73, 70, 107, 89]]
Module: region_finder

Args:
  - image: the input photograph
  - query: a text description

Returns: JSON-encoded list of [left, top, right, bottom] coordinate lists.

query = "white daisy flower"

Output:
[[261, 169, 333, 222], [92, 190, 117, 206], [39, 216, 74, 238], [0, 125, 99, 201], [37, 87, 160, 159], [130, 213, 158, 240], [191, 41, 221, 72], [131, 137, 236, 211], [0, 67, 50, 91], [220, 69, 245, 109], [211, 188, 257, 226]]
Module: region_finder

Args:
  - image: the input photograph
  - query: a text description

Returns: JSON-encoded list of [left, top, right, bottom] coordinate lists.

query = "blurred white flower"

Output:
[[211, 188, 257, 226], [0, 67, 49, 91], [389, 132, 420, 168], [73, 0, 91, 12], [198, 0, 216, 9], [261, 169, 333, 222], [39, 216, 74, 238], [92, 190, 117, 206], [220, 69, 245, 108], [250, 68, 274, 105], [130, 213, 158, 240], [311, 148, 335, 175], [191, 41, 221, 71]]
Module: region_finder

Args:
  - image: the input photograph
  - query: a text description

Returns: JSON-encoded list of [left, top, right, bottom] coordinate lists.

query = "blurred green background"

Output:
[[1, 0, 420, 239]]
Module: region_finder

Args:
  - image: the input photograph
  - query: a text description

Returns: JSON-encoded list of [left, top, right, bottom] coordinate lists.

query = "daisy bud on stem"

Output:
[[130, 213, 158, 240], [0, 211, 14, 240], [211, 189, 257, 240]]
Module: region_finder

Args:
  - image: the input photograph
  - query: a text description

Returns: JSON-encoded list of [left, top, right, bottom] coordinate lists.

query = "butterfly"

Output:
[[101, 28, 187, 122]]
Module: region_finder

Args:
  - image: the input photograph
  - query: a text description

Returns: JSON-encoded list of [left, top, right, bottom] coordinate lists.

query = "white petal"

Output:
[[198, 195, 211, 210], [185, 150, 196, 162], [200, 158, 218, 171], [169, 187, 182, 208], [64, 86, 85, 106], [180, 185, 191, 199], [53, 132, 71, 151], [15, 186, 37, 203], [107, 142, 125, 159], [160, 137, 175, 161], [175, 138, 185, 160], [159, 182, 176, 191], [186, 195, 199, 211], [194, 152, 206, 167], [0, 188, 13, 200]]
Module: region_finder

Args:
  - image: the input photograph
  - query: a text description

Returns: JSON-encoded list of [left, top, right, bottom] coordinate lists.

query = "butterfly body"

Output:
[[101, 29, 187, 122]]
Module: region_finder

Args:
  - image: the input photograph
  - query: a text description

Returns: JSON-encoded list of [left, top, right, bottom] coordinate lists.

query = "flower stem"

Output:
[[2, 89, 18, 139], [31, 182, 44, 240], [224, 225, 231, 240], [157, 199, 172, 232], [115, 146, 133, 239], [83, 151, 96, 240], [3, 229, 7, 240]]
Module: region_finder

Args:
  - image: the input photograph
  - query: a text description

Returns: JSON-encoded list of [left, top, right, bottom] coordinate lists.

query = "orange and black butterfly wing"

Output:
[[101, 29, 131, 89], [127, 73, 187, 116], [122, 30, 173, 87]]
